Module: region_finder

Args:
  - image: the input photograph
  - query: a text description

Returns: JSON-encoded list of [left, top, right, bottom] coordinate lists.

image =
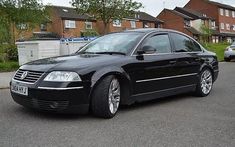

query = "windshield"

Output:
[[79, 32, 143, 55]]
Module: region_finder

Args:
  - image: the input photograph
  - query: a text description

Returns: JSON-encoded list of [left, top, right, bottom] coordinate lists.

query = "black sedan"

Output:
[[10, 29, 219, 118]]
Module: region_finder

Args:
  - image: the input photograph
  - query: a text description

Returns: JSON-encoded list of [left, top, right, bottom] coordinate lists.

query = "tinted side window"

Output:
[[141, 34, 172, 54], [171, 33, 201, 52]]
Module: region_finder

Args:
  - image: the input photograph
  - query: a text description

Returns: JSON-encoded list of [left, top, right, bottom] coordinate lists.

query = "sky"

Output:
[[42, 0, 235, 17]]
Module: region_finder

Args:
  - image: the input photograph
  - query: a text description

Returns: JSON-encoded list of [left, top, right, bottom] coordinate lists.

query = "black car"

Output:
[[10, 29, 219, 118]]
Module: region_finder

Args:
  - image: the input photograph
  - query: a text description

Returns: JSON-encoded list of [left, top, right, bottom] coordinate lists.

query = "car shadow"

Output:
[[120, 93, 195, 112], [14, 93, 195, 120]]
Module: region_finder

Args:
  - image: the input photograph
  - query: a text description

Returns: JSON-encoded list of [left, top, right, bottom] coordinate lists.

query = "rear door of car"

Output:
[[168, 32, 202, 87]]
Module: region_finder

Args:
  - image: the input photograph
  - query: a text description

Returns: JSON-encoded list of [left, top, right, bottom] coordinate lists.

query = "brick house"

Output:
[[49, 6, 97, 38], [14, 6, 162, 40], [97, 11, 163, 35], [157, 7, 217, 41], [184, 0, 235, 43]]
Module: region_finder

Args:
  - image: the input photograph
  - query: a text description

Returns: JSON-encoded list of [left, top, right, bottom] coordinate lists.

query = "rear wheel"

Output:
[[91, 75, 121, 118], [195, 68, 213, 97]]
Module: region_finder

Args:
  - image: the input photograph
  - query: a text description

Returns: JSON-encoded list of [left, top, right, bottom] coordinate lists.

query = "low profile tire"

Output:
[[224, 57, 231, 62], [195, 68, 213, 97], [91, 75, 121, 118]]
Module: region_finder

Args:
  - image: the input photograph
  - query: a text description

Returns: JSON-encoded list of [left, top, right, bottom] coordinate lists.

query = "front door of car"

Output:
[[129, 33, 178, 95]]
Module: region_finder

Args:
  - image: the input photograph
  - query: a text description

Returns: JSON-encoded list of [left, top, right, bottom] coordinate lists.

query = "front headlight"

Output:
[[44, 71, 81, 82]]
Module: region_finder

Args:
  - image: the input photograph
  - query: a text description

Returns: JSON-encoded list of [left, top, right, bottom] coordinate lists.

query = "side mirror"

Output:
[[140, 45, 156, 54]]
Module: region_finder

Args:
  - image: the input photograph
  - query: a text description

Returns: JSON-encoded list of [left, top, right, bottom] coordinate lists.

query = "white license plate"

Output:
[[11, 83, 28, 96]]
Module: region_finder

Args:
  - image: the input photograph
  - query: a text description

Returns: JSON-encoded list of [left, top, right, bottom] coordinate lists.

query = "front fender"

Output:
[[90, 66, 131, 88]]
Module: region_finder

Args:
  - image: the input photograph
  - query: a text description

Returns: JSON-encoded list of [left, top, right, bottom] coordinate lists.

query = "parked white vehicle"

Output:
[[224, 42, 235, 62]]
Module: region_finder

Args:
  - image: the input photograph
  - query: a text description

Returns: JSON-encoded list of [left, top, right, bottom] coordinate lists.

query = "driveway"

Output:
[[0, 63, 235, 147]]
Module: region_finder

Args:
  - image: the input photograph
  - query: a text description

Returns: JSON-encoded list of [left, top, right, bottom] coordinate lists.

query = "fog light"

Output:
[[50, 102, 59, 109]]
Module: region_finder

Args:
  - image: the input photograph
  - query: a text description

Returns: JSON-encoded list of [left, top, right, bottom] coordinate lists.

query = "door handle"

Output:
[[169, 60, 177, 64]]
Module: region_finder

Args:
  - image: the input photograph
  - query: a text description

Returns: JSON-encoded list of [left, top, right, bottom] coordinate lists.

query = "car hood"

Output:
[[20, 54, 124, 72]]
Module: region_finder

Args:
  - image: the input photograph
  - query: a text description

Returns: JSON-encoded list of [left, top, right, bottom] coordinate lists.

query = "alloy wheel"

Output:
[[200, 70, 213, 95], [108, 78, 120, 114]]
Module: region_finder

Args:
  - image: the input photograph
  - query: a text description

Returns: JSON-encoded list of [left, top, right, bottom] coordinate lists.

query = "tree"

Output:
[[200, 24, 212, 44], [0, 0, 49, 43], [71, 0, 143, 34]]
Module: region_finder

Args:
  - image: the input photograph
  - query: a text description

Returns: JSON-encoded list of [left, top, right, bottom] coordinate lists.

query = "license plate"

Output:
[[11, 83, 28, 96]]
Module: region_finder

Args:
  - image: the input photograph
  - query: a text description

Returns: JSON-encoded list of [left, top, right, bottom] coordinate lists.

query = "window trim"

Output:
[[85, 21, 93, 29], [221, 23, 225, 30], [130, 20, 136, 29], [225, 9, 229, 17], [133, 32, 173, 56], [65, 20, 76, 29], [113, 19, 122, 27], [220, 8, 224, 16], [169, 32, 203, 53]]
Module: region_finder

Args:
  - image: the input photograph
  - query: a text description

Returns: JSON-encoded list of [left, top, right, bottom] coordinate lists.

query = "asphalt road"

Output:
[[0, 63, 235, 147]]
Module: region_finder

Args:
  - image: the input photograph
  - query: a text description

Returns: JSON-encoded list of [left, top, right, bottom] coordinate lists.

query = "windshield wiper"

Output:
[[95, 52, 126, 55]]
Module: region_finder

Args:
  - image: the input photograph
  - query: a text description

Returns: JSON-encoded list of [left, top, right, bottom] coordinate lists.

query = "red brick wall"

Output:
[[157, 9, 193, 36]]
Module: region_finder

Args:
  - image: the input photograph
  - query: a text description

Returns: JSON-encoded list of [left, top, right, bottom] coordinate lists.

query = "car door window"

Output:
[[171, 33, 202, 52], [141, 34, 172, 54]]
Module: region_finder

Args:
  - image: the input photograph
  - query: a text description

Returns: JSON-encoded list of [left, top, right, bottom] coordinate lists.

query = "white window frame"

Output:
[[225, 9, 229, 17], [113, 19, 122, 27], [220, 8, 224, 16], [233, 25, 235, 31], [211, 21, 216, 29], [221, 23, 225, 29], [18, 23, 28, 30], [85, 22, 92, 29], [226, 24, 230, 30], [130, 21, 136, 28], [65, 20, 76, 29], [232, 11, 235, 18]]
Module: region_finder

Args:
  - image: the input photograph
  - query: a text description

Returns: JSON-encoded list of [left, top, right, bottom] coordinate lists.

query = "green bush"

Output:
[[5, 45, 18, 61], [81, 29, 99, 37], [0, 61, 19, 72]]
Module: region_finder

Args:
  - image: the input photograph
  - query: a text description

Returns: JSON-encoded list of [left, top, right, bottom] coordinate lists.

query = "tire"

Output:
[[224, 57, 231, 62], [91, 75, 121, 118], [195, 68, 213, 97]]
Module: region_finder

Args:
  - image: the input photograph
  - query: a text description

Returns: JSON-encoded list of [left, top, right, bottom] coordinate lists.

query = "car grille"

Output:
[[14, 69, 44, 83]]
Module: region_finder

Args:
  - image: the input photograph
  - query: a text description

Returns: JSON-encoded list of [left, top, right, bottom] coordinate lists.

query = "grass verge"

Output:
[[0, 61, 19, 72], [202, 43, 229, 62]]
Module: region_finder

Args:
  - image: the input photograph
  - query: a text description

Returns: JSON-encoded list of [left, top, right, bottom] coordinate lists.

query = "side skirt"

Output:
[[131, 84, 196, 103]]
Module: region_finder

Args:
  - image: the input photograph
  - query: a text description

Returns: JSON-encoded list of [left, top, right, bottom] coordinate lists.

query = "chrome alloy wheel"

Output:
[[108, 78, 120, 114], [201, 70, 213, 95]]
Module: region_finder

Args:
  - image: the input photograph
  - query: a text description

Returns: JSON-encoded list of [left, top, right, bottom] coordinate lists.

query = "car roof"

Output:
[[125, 28, 183, 34]]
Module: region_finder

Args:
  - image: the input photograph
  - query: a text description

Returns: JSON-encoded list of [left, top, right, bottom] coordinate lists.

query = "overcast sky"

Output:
[[43, 0, 235, 17]]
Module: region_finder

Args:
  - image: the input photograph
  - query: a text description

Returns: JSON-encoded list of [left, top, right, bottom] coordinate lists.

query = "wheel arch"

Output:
[[89, 66, 133, 105], [200, 64, 215, 81]]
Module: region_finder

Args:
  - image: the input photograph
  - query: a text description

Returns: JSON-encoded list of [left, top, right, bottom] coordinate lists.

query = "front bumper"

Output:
[[10, 80, 91, 114], [224, 50, 235, 59]]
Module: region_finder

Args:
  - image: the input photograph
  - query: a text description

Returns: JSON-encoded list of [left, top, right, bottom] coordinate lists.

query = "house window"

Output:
[[17, 23, 28, 30], [211, 21, 216, 29], [232, 11, 235, 18], [85, 22, 92, 29], [226, 24, 230, 30], [225, 9, 229, 17], [113, 20, 122, 27], [40, 24, 47, 31], [65, 20, 76, 29], [233, 25, 235, 31], [221, 23, 224, 29], [130, 21, 136, 28], [220, 8, 224, 16], [143, 22, 149, 28], [184, 20, 191, 27]]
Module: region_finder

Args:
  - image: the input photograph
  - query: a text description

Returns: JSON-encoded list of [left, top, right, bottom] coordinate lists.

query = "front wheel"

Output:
[[195, 68, 213, 97], [91, 76, 121, 118]]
